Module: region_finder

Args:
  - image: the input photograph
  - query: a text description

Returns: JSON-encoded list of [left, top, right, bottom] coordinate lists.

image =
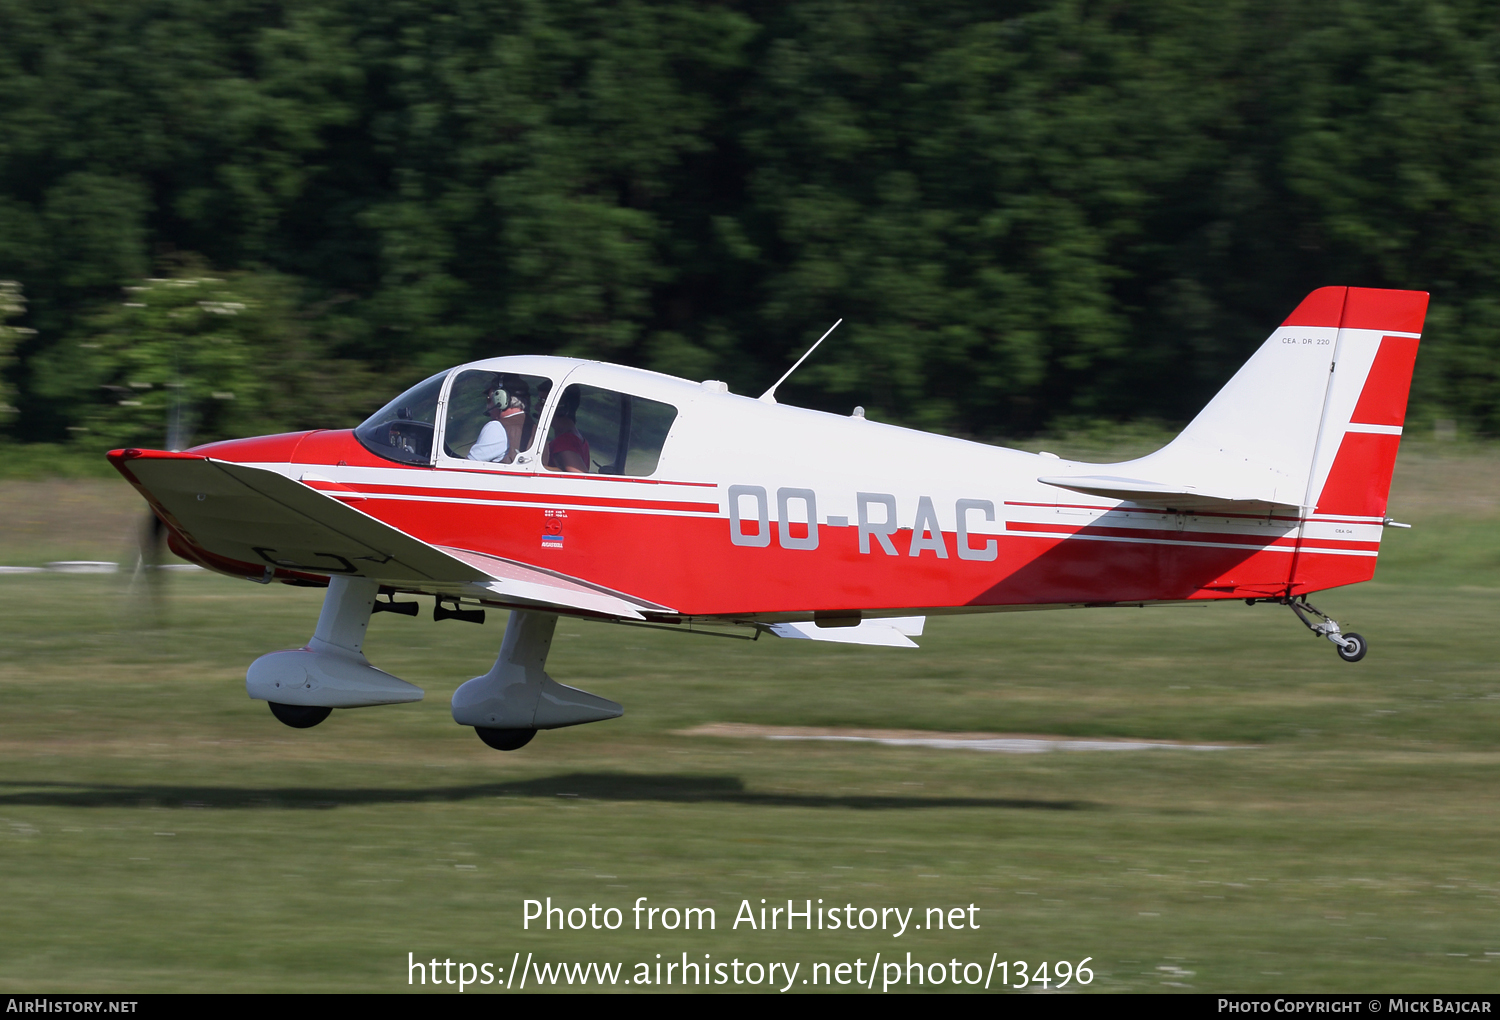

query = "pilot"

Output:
[[468, 375, 527, 463], [545, 390, 589, 472]]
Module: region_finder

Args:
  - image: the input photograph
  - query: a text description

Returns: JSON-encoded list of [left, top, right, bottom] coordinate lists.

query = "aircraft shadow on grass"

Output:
[[0, 774, 1086, 812]]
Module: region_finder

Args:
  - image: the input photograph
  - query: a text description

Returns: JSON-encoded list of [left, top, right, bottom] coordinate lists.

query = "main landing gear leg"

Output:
[[1283, 597, 1367, 663], [246, 576, 425, 727], [451, 610, 623, 751]]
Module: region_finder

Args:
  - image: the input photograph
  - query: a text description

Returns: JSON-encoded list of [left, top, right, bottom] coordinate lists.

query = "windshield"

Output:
[[353, 371, 447, 465]]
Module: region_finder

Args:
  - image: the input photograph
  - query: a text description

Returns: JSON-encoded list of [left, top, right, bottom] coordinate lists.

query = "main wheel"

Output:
[[268, 702, 333, 729], [475, 727, 536, 751], [1336, 633, 1367, 663]]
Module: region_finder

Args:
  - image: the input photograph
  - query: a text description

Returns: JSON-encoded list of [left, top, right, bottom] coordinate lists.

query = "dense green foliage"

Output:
[[0, 279, 27, 421], [2, 0, 1498, 449], [33, 263, 378, 450]]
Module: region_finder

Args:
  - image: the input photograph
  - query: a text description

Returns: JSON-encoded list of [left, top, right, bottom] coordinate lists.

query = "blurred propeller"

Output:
[[129, 510, 169, 625], [129, 380, 191, 622]]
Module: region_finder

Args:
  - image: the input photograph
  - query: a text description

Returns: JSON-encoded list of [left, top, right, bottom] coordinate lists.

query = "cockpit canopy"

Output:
[[353, 361, 681, 476]]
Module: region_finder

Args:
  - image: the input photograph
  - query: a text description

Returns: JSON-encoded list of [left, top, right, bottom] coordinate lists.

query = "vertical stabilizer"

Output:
[[1118, 287, 1428, 519]]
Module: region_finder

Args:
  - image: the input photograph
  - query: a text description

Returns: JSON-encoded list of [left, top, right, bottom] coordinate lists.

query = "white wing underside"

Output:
[[122, 455, 667, 620]]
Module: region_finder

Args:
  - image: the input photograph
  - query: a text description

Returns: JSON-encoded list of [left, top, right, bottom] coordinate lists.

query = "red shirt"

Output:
[[548, 430, 590, 471]]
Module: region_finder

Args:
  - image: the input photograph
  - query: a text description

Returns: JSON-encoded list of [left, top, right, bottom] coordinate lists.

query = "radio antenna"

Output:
[[758, 318, 842, 403]]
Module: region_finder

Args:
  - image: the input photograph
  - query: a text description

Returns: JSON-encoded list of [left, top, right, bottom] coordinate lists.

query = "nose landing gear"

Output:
[[248, 576, 425, 729]]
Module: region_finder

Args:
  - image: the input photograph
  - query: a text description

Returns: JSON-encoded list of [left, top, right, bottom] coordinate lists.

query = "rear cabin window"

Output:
[[544, 385, 677, 477]]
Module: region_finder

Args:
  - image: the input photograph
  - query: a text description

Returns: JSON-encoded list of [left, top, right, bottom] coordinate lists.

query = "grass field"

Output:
[[1, 442, 1498, 993]]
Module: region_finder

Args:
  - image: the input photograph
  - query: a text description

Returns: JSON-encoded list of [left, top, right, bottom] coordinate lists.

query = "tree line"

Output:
[[2, 0, 1497, 452]]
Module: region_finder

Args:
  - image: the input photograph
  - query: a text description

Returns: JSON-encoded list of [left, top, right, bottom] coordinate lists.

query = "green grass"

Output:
[[1, 446, 1499, 993], [0, 444, 120, 481]]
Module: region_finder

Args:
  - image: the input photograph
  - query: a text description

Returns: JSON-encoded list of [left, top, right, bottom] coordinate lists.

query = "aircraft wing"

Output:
[[113, 451, 662, 620], [1036, 474, 1299, 514], [768, 617, 925, 648]]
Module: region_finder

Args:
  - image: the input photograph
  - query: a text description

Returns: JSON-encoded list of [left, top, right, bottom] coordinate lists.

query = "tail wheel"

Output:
[[475, 727, 536, 751], [268, 702, 333, 729], [1336, 633, 1368, 663]]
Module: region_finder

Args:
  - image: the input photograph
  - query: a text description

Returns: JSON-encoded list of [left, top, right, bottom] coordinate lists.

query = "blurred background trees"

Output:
[[0, 278, 30, 423], [30, 261, 380, 450], [1, 0, 1497, 453]]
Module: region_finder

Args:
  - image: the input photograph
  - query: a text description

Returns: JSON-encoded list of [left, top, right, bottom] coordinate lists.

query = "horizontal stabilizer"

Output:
[[1037, 475, 1298, 514], [768, 616, 925, 648], [1048, 288, 1429, 522]]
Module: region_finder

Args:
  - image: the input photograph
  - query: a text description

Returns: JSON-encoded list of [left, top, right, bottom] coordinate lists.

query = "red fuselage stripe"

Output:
[[1004, 500, 1304, 523], [1005, 519, 1379, 551]]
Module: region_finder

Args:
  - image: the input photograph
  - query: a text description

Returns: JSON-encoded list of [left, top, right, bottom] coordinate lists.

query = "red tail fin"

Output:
[[1292, 287, 1428, 593], [1307, 288, 1427, 518]]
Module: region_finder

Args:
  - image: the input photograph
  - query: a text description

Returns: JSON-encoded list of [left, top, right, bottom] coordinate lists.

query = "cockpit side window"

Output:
[[442, 370, 553, 464], [353, 371, 446, 465], [544, 384, 677, 476]]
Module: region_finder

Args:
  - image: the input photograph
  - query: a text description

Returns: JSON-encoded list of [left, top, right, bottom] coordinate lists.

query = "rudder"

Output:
[[1291, 287, 1428, 592]]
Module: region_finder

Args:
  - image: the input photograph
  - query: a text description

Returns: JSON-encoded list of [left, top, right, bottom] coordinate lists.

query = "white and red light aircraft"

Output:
[[110, 286, 1426, 750]]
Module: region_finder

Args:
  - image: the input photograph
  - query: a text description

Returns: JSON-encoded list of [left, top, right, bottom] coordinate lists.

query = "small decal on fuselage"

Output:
[[543, 508, 566, 548]]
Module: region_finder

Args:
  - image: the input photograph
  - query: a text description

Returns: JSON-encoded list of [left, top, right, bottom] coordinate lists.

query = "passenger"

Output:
[[467, 375, 526, 463], [545, 390, 590, 472]]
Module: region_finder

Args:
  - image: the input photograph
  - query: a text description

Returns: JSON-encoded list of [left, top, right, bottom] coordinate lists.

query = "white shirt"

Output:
[[468, 420, 509, 462]]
